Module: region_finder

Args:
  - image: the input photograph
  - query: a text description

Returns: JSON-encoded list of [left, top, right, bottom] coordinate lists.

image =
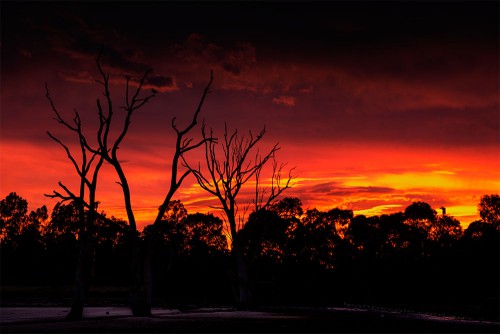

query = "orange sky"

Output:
[[1, 2, 499, 230]]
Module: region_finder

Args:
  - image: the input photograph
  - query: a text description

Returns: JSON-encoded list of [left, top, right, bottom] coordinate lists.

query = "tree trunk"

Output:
[[235, 251, 252, 306], [142, 225, 173, 316], [231, 233, 252, 307], [129, 232, 151, 316], [144, 233, 153, 313], [66, 230, 90, 320]]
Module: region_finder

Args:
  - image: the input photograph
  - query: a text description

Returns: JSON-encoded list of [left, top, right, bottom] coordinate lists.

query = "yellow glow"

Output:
[[432, 170, 457, 175], [373, 172, 464, 190], [355, 204, 403, 217], [446, 205, 480, 228]]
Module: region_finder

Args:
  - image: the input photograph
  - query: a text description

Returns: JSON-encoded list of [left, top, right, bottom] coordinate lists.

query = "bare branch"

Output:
[[45, 83, 79, 132], [44, 181, 81, 205], [176, 69, 214, 137], [47, 131, 81, 174], [184, 121, 294, 252], [171, 117, 179, 134]]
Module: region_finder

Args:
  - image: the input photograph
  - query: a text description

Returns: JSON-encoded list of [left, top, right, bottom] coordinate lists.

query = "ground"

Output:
[[1, 306, 499, 333]]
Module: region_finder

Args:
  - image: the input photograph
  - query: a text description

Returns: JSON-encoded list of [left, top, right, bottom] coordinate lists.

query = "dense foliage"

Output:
[[1, 192, 498, 319]]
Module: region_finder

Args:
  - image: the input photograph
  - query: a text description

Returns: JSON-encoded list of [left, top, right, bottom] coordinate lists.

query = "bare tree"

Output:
[[142, 70, 214, 314], [253, 154, 294, 212], [89, 56, 156, 233], [45, 85, 104, 320], [76, 55, 156, 316], [81, 54, 214, 316], [185, 124, 293, 305]]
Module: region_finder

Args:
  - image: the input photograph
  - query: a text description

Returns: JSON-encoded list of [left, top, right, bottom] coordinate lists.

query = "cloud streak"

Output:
[[175, 33, 256, 75]]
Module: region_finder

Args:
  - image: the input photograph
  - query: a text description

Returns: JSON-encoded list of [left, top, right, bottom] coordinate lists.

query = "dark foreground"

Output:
[[1, 307, 499, 333]]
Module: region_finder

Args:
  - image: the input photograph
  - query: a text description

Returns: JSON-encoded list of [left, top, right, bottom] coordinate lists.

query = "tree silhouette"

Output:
[[346, 214, 384, 261], [145, 201, 228, 256], [44, 202, 80, 284], [56, 53, 215, 315], [44, 53, 155, 316], [126, 69, 215, 314], [404, 201, 437, 232], [186, 124, 293, 305], [240, 209, 289, 262], [182, 212, 228, 256], [0, 193, 47, 285], [286, 208, 352, 269], [270, 197, 303, 220], [1, 191, 499, 319], [0, 192, 28, 245], [478, 194, 500, 229], [429, 214, 462, 243], [463, 220, 496, 240], [45, 202, 80, 239], [45, 79, 105, 319]]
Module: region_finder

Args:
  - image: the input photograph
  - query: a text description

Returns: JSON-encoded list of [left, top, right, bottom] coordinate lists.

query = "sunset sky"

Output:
[[1, 2, 498, 229]]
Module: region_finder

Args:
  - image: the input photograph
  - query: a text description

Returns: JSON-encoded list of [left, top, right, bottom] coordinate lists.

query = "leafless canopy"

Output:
[[153, 70, 215, 224], [184, 124, 293, 236], [44, 84, 103, 211], [44, 51, 216, 316], [70, 54, 158, 232]]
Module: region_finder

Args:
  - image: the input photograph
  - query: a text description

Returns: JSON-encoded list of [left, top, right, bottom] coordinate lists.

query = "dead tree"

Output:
[[45, 85, 104, 320], [84, 54, 214, 316], [77, 55, 156, 316], [46, 54, 154, 316], [143, 70, 214, 312], [47, 49, 213, 315], [185, 124, 293, 305]]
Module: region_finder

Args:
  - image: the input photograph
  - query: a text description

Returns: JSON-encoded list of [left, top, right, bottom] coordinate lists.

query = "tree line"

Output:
[[1, 192, 499, 320]]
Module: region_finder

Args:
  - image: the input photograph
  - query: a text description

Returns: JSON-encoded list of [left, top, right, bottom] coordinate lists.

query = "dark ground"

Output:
[[1, 306, 499, 333]]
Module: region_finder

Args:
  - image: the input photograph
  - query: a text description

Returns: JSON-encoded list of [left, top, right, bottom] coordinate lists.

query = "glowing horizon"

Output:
[[1, 140, 497, 230]]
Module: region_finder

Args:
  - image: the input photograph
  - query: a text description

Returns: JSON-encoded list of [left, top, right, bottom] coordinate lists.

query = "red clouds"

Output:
[[1, 2, 498, 229], [272, 96, 296, 107]]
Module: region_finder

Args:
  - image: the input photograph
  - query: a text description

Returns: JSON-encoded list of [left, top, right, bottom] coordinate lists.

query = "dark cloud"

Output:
[[308, 182, 340, 194], [147, 75, 175, 88], [220, 42, 256, 75], [58, 70, 94, 84], [329, 186, 396, 197], [146, 75, 178, 92], [8, 8, 176, 91], [99, 49, 150, 76], [305, 182, 395, 197], [175, 34, 256, 75]]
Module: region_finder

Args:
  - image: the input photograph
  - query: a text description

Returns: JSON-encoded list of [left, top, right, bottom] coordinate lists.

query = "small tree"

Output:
[[0, 192, 28, 245], [478, 194, 500, 229], [0, 194, 48, 285], [186, 124, 293, 305], [404, 201, 437, 231]]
